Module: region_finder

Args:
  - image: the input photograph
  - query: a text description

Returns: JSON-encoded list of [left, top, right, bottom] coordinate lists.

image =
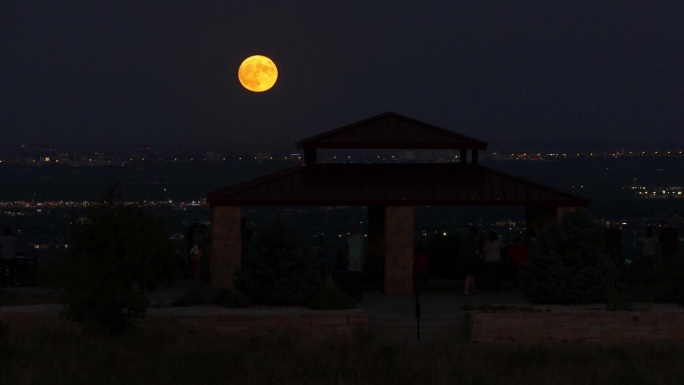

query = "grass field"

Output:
[[1, 328, 683, 385], [0, 290, 62, 307]]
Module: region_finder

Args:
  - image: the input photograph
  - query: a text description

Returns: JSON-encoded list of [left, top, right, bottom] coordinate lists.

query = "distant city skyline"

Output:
[[2, 139, 684, 160], [3, 1, 683, 147]]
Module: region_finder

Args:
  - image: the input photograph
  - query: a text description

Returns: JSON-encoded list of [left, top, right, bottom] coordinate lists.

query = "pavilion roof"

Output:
[[208, 163, 590, 207], [296, 112, 488, 150]]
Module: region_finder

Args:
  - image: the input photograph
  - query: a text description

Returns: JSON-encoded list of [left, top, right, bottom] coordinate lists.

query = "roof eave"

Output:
[[209, 198, 590, 207], [296, 141, 488, 150]]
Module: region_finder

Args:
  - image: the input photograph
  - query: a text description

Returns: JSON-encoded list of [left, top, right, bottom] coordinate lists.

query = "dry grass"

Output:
[[1, 329, 683, 385], [0, 290, 62, 306]]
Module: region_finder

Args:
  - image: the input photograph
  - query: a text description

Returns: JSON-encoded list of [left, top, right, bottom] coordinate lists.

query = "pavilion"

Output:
[[207, 112, 590, 295]]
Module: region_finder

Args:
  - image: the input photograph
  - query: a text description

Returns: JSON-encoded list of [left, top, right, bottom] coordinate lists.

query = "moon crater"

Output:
[[238, 55, 278, 92]]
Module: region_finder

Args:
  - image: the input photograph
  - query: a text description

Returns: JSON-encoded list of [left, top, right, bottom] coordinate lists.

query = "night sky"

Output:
[[2, 0, 683, 148]]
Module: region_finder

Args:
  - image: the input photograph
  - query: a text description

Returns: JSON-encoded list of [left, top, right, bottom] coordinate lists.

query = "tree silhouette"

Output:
[[56, 182, 181, 334], [521, 210, 616, 304]]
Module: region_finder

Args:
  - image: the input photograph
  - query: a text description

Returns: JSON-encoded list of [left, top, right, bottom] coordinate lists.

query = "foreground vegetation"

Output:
[[1, 329, 684, 385]]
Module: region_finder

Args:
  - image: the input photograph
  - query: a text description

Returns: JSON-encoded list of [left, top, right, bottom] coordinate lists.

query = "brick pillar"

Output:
[[210, 206, 241, 289], [384, 206, 414, 295], [366, 205, 386, 287]]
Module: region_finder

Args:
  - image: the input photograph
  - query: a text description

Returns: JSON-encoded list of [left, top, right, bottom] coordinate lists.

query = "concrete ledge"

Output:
[[0, 305, 368, 340], [468, 308, 684, 343]]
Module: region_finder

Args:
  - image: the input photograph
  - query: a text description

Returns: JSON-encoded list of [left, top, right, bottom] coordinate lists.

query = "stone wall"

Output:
[[0, 307, 368, 340], [468, 310, 684, 343], [141, 313, 368, 340]]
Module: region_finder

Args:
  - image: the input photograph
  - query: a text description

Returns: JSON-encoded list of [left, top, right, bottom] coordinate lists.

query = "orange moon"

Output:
[[238, 55, 278, 92]]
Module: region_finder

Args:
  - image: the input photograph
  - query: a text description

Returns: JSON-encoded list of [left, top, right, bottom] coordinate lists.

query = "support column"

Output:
[[384, 206, 414, 295], [210, 206, 241, 289], [366, 206, 386, 289]]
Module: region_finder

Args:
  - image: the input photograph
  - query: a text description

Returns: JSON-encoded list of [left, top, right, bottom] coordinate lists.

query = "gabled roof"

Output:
[[296, 112, 488, 150], [208, 164, 590, 207]]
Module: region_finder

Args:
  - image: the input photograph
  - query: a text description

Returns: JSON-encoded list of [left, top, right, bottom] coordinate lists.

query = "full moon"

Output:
[[238, 55, 278, 92]]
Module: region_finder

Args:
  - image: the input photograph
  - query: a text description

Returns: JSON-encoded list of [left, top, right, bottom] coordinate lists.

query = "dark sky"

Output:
[[2, 0, 683, 148]]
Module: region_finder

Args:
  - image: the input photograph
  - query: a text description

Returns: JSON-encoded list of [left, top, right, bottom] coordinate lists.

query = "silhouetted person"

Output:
[[483, 231, 502, 262], [483, 231, 503, 289], [605, 223, 623, 266], [345, 225, 364, 301], [642, 226, 658, 267], [347, 225, 363, 270], [659, 221, 679, 261], [508, 237, 529, 286], [189, 224, 207, 281], [525, 227, 537, 249], [0, 227, 17, 286], [508, 237, 529, 271], [413, 244, 430, 292], [183, 223, 199, 279], [462, 226, 482, 295], [311, 232, 325, 274], [199, 223, 210, 282]]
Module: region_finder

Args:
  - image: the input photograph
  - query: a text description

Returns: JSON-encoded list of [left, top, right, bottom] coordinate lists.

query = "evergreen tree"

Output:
[[520, 210, 615, 304], [236, 218, 321, 305], [56, 183, 181, 334]]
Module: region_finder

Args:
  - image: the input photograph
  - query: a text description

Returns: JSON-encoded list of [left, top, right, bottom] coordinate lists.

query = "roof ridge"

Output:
[[296, 111, 487, 150]]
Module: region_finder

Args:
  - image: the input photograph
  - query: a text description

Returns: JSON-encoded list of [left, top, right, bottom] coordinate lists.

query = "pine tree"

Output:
[[236, 218, 321, 305], [520, 210, 616, 304], [56, 183, 181, 334]]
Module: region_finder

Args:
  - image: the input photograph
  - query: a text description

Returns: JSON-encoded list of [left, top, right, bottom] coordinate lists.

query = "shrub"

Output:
[[171, 282, 250, 308], [308, 283, 357, 310], [171, 281, 215, 307], [214, 288, 251, 308], [236, 218, 321, 305], [520, 210, 616, 304], [54, 183, 182, 334]]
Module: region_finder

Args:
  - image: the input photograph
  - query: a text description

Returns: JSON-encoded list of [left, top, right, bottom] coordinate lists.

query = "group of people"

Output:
[[460, 227, 532, 295], [253, 219, 681, 300], [639, 222, 679, 267], [605, 221, 681, 267], [413, 226, 533, 295]]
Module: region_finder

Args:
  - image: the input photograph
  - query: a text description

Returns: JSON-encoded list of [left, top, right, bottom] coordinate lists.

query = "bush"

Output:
[[308, 283, 357, 310], [520, 210, 616, 304], [54, 183, 182, 334], [214, 288, 251, 308], [236, 218, 321, 305], [171, 282, 250, 308], [171, 281, 216, 307]]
